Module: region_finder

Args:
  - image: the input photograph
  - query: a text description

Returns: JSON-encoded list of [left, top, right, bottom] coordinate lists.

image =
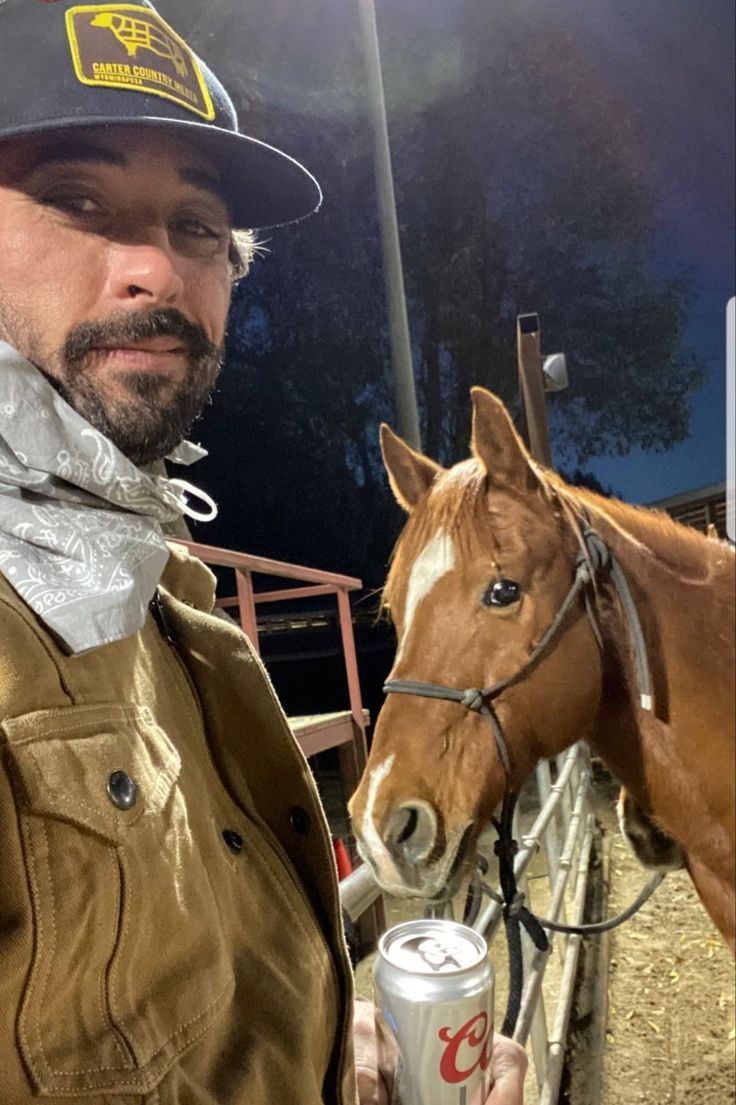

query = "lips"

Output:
[[95, 338, 185, 355]]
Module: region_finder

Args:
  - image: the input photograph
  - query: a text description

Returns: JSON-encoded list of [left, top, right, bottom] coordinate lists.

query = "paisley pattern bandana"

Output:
[[0, 341, 214, 653]]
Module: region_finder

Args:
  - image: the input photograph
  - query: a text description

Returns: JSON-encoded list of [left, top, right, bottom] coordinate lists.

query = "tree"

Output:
[[383, 0, 703, 466], [159, 0, 704, 584]]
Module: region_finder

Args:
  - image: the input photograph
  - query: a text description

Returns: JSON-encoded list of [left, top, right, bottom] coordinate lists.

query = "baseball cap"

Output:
[[0, 0, 322, 228]]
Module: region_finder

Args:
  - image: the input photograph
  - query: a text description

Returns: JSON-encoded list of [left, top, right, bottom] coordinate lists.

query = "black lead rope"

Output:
[[468, 801, 665, 1038], [485, 792, 666, 1036], [493, 793, 550, 1036]]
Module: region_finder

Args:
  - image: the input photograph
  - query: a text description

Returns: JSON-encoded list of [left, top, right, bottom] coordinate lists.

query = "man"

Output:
[[0, 1, 526, 1101]]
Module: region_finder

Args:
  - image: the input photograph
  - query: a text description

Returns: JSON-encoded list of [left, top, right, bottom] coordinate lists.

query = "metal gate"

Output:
[[340, 742, 597, 1104]]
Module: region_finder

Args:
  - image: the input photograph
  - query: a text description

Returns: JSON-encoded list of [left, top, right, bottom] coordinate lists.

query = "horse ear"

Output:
[[380, 424, 443, 512], [471, 387, 540, 492]]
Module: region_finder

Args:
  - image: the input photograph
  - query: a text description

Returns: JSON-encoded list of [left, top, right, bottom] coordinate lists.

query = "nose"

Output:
[[384, 800, 438, 866], [106, 232, 185, 305]]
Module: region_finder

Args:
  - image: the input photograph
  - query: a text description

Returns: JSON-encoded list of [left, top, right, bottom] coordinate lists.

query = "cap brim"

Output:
[[169, 118, 323, 230], [3, 115, 322, 230]]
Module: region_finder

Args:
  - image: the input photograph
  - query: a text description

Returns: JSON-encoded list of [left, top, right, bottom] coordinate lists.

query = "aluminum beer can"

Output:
[[373, 918, 494, 1105]]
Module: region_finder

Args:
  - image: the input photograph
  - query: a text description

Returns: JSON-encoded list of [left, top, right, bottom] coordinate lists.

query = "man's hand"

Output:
[[352, 999, 527, 1104], [486, 1034, 527, 1104], [353, 999, 396, 1104]]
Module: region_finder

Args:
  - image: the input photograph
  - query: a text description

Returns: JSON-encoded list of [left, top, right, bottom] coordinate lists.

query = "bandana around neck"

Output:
[[0, 341, 216, 653]]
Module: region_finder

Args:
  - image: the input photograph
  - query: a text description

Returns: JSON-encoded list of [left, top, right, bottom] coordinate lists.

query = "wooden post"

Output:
[[517, 313, 553, 467], [336, 589, 366, 732], [235, 569, 260, 655], [336, 586, 385, 948]]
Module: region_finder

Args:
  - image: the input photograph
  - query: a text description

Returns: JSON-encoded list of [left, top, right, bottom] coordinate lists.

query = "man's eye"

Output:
[[173, 218, 222, 240], [43, 193, 102, 216]]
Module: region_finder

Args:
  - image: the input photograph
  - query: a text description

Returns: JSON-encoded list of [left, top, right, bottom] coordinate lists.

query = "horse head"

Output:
[[349, 388, 604, 899]]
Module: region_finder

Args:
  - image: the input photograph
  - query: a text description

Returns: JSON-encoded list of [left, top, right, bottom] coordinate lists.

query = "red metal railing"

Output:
[[178, 540, 366, 735], [178, 538, 385, 950]]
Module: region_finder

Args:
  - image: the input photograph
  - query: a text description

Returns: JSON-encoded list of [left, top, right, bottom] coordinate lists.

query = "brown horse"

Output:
[[349, 388, 735, 950]]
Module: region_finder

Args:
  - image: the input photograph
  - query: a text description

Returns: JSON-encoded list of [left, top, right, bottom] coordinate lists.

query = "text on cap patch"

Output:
[[65, 3, 215, 121]]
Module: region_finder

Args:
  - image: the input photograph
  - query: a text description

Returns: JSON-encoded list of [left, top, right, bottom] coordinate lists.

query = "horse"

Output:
[[349, 387, 735, 951]]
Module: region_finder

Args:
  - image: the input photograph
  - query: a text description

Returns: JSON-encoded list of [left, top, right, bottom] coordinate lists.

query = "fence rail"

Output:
[[176, 538, 366, 732]]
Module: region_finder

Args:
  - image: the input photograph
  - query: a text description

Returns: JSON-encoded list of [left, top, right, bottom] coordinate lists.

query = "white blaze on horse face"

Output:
[[396, 529, 456, 662], [360, 753, 400, 879]]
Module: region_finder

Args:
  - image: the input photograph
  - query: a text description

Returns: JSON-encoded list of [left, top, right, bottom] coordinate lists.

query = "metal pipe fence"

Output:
[[339, 741, 597, 1103]]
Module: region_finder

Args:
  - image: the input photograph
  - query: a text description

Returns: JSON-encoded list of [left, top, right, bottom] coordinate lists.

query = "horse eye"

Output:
[[482, 579, 521, 608]]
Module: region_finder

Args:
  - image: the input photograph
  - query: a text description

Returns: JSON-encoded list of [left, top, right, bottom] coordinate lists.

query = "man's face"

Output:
[[0, 126, 234, 465]]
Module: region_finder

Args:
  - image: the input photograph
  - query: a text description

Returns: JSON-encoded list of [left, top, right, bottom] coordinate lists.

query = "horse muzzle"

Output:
[[353, 800, 475, 899]]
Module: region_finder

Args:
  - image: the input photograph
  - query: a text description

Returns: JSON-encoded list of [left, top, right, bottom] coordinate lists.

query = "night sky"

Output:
[[372, 0, 735, 502], [172, 0, 734, 511], [256, 0, 734, 504], [518, 0, 734, 501]]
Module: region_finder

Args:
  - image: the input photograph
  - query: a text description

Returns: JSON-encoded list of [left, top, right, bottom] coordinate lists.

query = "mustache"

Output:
[[62, 309, 218, 368]]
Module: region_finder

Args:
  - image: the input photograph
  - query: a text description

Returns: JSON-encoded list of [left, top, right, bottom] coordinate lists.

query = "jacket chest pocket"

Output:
[[2, 703, 234, 1098]]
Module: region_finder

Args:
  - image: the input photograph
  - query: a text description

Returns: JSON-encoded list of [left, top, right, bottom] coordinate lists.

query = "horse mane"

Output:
[[545, 472, 732, 584]]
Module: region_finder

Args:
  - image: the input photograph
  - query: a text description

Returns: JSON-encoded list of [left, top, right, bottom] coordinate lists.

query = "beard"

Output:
[[0, 301, 224, 466], [52, 309, 224, 466]]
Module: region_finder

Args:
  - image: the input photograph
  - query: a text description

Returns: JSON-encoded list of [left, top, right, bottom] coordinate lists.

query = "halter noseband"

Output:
[[383, 517, 653, 782]]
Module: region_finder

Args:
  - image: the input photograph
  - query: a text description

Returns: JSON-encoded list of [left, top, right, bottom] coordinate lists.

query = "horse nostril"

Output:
[[395, 807, 418, 845], [386, 802, 437, 865]]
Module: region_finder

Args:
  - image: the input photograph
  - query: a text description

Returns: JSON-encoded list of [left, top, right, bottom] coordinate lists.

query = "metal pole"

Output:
[[537, 823, 595, 1105], [517, 313, 553, 466], [339, 862, 382, 922], [357, 0, 421, 449]]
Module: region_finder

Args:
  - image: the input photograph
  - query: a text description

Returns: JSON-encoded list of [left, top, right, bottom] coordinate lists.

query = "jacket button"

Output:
[[222, 829, 244, 854], [107, 771, 138, 810], [289, 806, 310, 834]]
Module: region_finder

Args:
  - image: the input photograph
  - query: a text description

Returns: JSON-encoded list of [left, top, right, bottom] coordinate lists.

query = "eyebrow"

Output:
[[179, 166, 229, 209], [27, 140, 126, 172], [26, 140, 228, 209]]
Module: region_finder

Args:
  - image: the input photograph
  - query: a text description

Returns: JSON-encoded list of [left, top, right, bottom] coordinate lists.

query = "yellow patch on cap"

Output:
[[65, 4, 215, 121]]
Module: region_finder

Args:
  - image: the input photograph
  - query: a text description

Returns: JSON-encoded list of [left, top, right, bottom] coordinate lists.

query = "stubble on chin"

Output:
[[51, 353, 223, 466], [0, 300, 224, 466]]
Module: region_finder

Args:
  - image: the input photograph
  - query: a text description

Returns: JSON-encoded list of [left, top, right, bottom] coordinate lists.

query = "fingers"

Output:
[[488, 1035, 527, 1104], [352, 1006, 527, 1105], [353, 999, 394, 1105], [355, 1063, 389, 1105]]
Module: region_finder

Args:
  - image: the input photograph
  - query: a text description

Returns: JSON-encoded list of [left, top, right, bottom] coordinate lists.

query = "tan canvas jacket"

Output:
[[0, 543, 356, 1104]]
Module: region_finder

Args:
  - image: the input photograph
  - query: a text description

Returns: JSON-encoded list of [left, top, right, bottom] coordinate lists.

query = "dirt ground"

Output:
[[352, 766, 735, 1105], [590, 781, 735, 1105]]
